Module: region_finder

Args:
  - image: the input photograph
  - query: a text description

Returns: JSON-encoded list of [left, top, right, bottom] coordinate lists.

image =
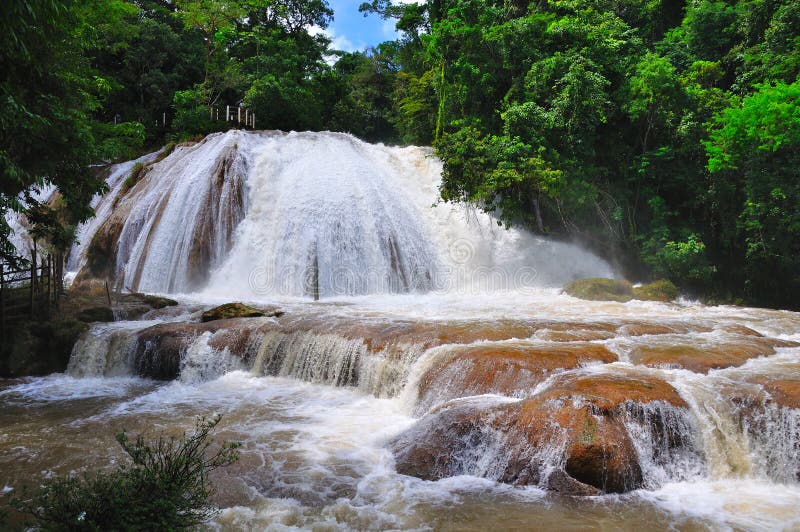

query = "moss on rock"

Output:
[[633, 280, 680, 302], [77, 306, 115, 323], [200, 302, 283, 323], [2, 319, 88, 377], [563, 278, 634, 302]]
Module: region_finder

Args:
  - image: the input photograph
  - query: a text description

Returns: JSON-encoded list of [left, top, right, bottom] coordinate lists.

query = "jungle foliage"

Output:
[[368, 0, 800, 308], [1, 0, 799, 307]]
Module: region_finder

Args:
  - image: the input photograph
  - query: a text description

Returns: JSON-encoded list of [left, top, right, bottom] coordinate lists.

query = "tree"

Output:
[[178, 0, 246, 93], [705, 81, 800, 305], [0, 0, 109, 263]]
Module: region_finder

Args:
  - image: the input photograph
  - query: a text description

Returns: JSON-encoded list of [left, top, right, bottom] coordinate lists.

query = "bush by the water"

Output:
[[12, 415, 240, 530]]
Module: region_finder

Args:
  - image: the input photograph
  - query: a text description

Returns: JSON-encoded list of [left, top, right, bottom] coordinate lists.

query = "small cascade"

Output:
[[179, 332, 246, 384], [65, 318, 428, 397], [668, 376, 758, 479], [745, 404, 800, 484], [250, 330, 426, 397], [622, 401, 706, 487], [67, 324, 139, 377]]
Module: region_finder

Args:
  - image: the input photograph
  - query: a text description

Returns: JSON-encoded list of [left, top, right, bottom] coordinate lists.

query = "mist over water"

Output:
[[3, 130, 800, 530], [69, 130, 613, 296]]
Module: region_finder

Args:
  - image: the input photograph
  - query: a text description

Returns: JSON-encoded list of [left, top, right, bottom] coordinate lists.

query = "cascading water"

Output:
[[70, 130, 613, 296], [3, 130, 800, 530], [66, 150, 163, 274]]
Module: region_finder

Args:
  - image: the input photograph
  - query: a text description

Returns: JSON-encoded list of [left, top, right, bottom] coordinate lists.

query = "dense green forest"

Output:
[[1, 0, 799, 308]]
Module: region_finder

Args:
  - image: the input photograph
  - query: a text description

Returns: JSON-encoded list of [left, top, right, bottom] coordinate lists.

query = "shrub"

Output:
[[12, 415, 240, 530]]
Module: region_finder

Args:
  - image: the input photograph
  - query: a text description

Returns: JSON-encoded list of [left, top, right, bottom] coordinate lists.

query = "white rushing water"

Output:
[[3, 129, 799, 530], [65, 130, 613, 296], [66, 150, 164, 274]]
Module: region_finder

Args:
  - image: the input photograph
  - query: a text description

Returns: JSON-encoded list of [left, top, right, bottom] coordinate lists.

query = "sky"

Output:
[[322, 0, 401, 52]]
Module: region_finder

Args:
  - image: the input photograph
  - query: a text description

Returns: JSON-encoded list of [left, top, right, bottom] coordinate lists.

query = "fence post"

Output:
[[29, 258, 34, 319], [47, 255, 52, 309], [1, 262, 5, 339], [252, 113, 255, 130], [32, 241, 38, 295]]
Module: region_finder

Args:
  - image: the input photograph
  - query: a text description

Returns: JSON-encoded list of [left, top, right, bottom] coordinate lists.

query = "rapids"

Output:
[[2, 130, 799, 530]]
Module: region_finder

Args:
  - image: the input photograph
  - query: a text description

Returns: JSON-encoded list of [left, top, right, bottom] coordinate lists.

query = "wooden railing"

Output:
[[210, 105, 256, 129], [0, 250, 61, 339]]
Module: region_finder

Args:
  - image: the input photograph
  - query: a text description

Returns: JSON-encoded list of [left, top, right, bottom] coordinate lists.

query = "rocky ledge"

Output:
[[392, 372, 695, 495]]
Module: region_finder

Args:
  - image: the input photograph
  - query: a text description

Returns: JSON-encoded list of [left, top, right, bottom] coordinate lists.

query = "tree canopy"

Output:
[[1, 0, 799, 307]]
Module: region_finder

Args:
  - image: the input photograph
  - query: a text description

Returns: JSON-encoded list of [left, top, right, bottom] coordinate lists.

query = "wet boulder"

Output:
[[632, 280, 679, 302], [628, 335, 798, 374], [415, 342, 617, 413], [201, 302, 283, 323], [761, 379, 800, 409], [133, 318, 276, 379], [392, 372, 692, 495], [562, 278, 634, 302]]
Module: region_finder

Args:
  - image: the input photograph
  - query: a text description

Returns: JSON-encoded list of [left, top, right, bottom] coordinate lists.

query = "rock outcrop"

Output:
[[134, 318, 277, 379], [200, 302, 283, 323], [415, 343, 617, 413], [563, 278, 634, 302], [392, 372, 693, 495]]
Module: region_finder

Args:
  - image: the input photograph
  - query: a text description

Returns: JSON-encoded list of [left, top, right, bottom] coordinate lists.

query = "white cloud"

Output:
[[308, 24, 363, 53]]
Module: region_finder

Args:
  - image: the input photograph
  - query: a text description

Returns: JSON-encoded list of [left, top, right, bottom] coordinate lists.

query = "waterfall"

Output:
[[67, 150, 163, 274], [70, 130, 614, 296], [50, 129, 800, 515]]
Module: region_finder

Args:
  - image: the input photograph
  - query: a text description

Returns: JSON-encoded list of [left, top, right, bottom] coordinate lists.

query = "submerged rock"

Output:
[[755, 379, 800, 410], [392, 372, 693, 495], [416, 343, 617, 413], [134, 318, 277, 379], [201, 302, 283, 323], [562, 278, 634, 302], [628, 336, 798, 373]]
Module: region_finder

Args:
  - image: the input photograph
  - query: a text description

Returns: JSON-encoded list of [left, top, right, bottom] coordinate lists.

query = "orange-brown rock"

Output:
[[536, 329, 618, 342], [628, 337, 795, 373], [617, 322, 711, 336], [416, 343, 617, 412], [719, 324, 764, 337], [758, 379, 800, 409], [134, 318, 277, 379], [278, 316, 626, 352], [393, 372, 689, 494], [537, 372, 687, 411]]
